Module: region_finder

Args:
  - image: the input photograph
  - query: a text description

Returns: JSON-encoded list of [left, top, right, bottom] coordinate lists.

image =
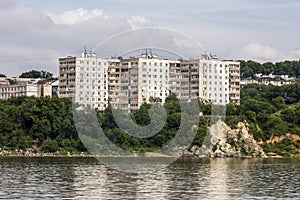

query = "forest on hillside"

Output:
[[240, 60, 300, 78], [0, 80, 300, 156]]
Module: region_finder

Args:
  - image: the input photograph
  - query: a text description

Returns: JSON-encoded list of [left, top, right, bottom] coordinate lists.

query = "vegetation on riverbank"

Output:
[[225, 80, 300, 156], [0, 81, 299, 157]]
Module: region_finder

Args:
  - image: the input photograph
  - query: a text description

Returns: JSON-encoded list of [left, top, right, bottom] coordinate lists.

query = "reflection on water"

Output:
[[0, 157, 299, 199]]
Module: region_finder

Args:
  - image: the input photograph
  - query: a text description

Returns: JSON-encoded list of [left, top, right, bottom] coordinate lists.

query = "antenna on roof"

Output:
[[84, 45, 87, 54]]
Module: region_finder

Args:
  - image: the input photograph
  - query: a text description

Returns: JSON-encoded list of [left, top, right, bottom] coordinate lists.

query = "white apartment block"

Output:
[[58, 52, 240, 112], [75, 52, 111, 110], [199, 55, 241, 105]]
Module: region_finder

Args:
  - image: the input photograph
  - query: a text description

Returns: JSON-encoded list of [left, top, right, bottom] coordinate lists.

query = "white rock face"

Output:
[[197, 120, 265, 158]]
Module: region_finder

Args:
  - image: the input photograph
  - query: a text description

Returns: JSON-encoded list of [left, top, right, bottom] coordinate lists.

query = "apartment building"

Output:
[[58, 52, 240, 112], [199, 55, 240, 105], [58, 56, 76, 98], [108, 54, 172, 112], [75, 52, 111, 110], [228, 61, 241, 105], [175, 59, 200, 100]]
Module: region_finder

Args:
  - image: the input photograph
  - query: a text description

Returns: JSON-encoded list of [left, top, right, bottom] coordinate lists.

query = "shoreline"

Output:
[[0, 152, 298, 159]]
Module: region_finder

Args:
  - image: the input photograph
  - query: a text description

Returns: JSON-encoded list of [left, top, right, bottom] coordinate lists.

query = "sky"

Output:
[[0, 0, 300, 76]]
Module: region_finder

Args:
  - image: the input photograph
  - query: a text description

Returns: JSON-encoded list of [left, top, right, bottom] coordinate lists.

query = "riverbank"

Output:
[[0, 149, 93, 157], [1, 150, 298, 158]]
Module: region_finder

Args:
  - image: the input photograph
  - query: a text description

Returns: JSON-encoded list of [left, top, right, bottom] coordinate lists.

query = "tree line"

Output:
[[0, 80, 299, 156], [240, 60, 300, 78]]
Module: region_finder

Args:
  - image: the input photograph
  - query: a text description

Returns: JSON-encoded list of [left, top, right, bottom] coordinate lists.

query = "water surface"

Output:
[[0, 157, 299, 199]]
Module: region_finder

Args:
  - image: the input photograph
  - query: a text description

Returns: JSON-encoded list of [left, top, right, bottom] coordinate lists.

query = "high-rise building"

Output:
[[108, 54, 172, 112], [199, 55, 240, 105], [58, 56, 77, 98], [176, 59, 200, 100], [74, 52, 111, 110], [58, 52, 240, 112]]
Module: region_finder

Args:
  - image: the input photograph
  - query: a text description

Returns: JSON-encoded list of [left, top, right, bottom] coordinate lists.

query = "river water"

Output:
[[0, 157, 299, 199]]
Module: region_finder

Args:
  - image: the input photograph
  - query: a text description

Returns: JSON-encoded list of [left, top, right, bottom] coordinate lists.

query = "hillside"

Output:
[[0, 81, 299, 157]]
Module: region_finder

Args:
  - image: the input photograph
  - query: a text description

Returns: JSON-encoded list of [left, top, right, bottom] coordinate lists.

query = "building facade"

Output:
[[75, 52, 110, 110], [58, 52, 241, 112], [0, 78, 54, 100], [58, 56, 76, 98], [0, 84, 26, 99], [108, 54, 172, 112]]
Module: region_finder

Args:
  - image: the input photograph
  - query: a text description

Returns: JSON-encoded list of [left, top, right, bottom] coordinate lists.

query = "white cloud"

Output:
[[291, 50, 300, 57], [0, 5, 155, 76], [127, 15, 152, 29], [1, 1, 299, 76], [47, 8, 109, 25], [230, 43, 300, 62], [240, 43, 282, 60]]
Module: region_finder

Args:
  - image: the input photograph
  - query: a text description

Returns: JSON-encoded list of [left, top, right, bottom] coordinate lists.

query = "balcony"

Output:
[[230, 79, 240, 83], [108, 71, 120, 75], [229, 73, 240, 77], [230, 96, 240, 100], [230, 85, 240, 88], [109, 76, 120, 80], [229, 91, 240, 94], [190, 72, 199, 75]]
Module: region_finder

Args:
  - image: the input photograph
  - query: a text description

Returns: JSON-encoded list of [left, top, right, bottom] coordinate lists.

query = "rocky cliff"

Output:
[[190, 120, 265, 158]]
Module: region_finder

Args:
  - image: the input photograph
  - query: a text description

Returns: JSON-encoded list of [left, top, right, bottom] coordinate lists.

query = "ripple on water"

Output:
[[0, 157, 299, 199]]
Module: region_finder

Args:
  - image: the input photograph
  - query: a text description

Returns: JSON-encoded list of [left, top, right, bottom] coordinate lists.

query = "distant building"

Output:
[[0, 78, 56, 100], [0, 78, 10, 85], [0, 84, 26, 99], [51, 80, 59, 96], [241, 73, 296, 86], [37, 80, 54, 97]]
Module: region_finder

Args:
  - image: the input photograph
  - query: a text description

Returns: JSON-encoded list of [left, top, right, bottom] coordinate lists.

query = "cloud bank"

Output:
[[231, 43, 300, 62], [0, 1, 299, 76], [0, 5, 151, 76]]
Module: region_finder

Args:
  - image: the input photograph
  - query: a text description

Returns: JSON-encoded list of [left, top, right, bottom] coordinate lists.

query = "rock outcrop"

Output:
[[198, 120, 265, 158]]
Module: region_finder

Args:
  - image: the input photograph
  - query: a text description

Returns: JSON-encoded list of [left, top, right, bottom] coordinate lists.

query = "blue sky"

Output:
[[1, 0, 300, 76]]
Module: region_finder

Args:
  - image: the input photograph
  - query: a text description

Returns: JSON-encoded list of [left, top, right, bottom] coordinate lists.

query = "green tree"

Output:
[[19, 70, 54, 80], [42, 137, 59, 153]]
